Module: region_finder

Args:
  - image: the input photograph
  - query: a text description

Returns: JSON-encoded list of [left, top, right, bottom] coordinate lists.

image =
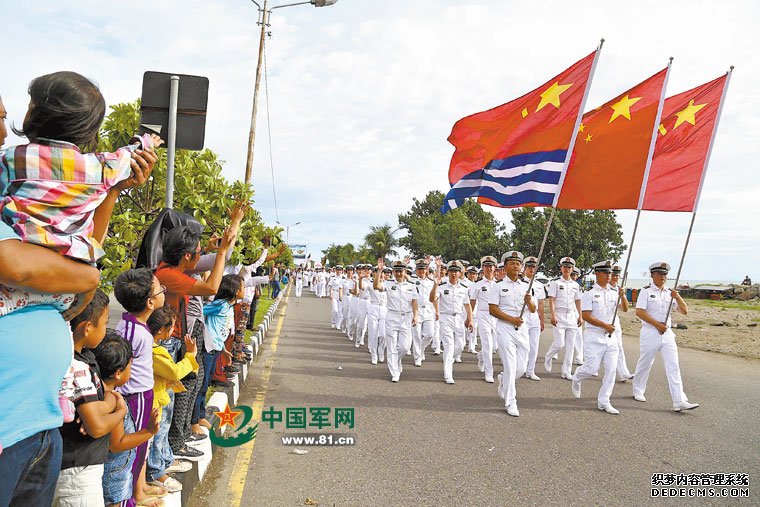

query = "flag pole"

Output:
[[606, 57, 674, 336], [663, 66, 733, 325], [516, 39, 605, 328]]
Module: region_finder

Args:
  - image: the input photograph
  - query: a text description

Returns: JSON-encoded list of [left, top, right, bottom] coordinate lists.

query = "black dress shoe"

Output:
[[210, 379, 232, 388]]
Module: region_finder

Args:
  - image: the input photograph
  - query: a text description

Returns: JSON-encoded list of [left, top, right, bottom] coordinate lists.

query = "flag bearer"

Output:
[[632, 262, 699, 412], [544, 257, 582, 380], [469, 256, 498, 383], [342, 266, 355, 338], [570, 260, 622, 414], [352, 264, 371, 348], [522, 256, 545, 381], [488, 251, 535, 416], [430, 260, 474, 384], [374, 259, 418, 382]]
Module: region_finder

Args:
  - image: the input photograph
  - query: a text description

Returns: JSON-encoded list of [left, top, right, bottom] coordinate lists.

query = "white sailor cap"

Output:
[[524, 256, 539, 267], [572, 267, 581, 276], [447, 260, 464, 272], [592, 260, 613, 273], [649, 262, 671, 274], [612, 264, 622, 275], [501, 251, 524, 264], [559, 256, 576, 267], [480, 255, 497, 267]]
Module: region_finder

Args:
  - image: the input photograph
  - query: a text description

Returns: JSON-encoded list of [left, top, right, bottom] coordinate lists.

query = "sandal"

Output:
[[142, 484, 167, 497], [136, 498, 165, 507]]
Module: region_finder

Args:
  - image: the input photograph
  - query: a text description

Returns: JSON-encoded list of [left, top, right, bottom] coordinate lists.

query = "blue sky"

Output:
[[3, 0, 758, 281]]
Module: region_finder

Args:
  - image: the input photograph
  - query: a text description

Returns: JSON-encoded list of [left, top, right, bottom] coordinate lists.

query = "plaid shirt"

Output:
[[0, 135, 152, 262]]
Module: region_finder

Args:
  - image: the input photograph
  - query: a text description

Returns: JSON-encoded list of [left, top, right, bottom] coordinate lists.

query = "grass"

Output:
[[689, 299, 760, 312], [244, 297, 275, 344]]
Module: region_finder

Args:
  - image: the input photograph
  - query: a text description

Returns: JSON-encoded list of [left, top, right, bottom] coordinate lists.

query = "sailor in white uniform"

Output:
[[430, 260, 474, 384], [373, 259, 418, 382], [570, 260, 623, 414], [544, 257, 582, 380], [632, 262, 699, 412], [488, 251, 536, 417]]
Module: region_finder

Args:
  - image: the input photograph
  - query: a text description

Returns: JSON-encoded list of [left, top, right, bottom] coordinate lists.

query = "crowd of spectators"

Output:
[[0, 71, 286, 506]]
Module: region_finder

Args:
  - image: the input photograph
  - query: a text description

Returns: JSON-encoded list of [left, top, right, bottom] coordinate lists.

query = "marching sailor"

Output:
[[469, 256, 498, 383], [544, 257, 583, 380], [522, 256, 545, 381], [488, 251, 536, 417], [632, 262, 699, 412], [430, 259, 474, 384], [570, 260, 623, 414], [411, 259, 436, 367], [374, 259, 418, 382]]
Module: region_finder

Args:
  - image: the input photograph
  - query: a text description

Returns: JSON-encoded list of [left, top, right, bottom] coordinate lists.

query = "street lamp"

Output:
[[244, 0, 339, 184], [276, 220, 301, 243]]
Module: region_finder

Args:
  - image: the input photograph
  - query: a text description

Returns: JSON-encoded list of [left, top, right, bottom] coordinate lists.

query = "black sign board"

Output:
[[139, 72, 209, 150]]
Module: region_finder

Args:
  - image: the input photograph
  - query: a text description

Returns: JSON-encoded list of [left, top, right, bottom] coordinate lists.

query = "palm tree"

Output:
[[365, 223, 399, 261]]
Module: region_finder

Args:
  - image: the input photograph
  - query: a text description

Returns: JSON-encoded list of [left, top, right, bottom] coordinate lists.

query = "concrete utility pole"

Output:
[[244, 0, 339, 184]]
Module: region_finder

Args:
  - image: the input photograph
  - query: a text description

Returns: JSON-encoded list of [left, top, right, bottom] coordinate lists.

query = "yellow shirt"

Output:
[[152, 343, 199, 411]]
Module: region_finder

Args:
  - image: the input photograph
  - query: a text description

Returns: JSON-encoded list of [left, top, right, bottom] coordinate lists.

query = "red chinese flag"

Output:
[[448, 52, 596, 185], [555, 68, 667, 210], [642, 75, 728, 211]]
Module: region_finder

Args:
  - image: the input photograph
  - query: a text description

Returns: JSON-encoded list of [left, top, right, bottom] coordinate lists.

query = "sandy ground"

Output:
[[617, 299, 760, 359]]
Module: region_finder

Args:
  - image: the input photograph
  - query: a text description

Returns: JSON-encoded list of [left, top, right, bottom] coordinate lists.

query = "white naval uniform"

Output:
[[295, 272, 304, 297], [573, 283, 620, 404], [469, 277, 498, 380], [545, 277, 582, 376], [354, 278, 371, 347], [434, 281, 469, 382], [456, 280, 470, 359], [380, 278, 418, 381], [367, 280, 387, 363], [610, 283, 633, 379], [464, 279, 479, 352], [343, 277, 355, 337], [328, 275, 343, 329], [488, 277, 533, 407], [525, 279, 546, 376], [412, 276, 435, 364], [632, 285, 689, 404]]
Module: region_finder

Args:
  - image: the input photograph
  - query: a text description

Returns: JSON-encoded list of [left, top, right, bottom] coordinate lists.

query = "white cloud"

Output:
[[2, 0, 758, 280]]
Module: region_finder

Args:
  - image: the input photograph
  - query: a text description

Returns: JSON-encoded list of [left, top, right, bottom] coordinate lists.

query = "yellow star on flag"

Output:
[[609, 95, 642, 123], [673, 99, 707, 129], [521, 108, 528, 118], [584, 134, 593, 143], [659, 123, 667, 136], [578, 123, 586, 133], [535, 81, 573, 112], [214, 404, 243, 429]]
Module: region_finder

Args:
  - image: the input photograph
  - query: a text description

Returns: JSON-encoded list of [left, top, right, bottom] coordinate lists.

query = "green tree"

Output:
[[98, 101, 287, 286], [397, 191, 510, 264], [364, 223, 399, 260], [509, 208, 625, 276]]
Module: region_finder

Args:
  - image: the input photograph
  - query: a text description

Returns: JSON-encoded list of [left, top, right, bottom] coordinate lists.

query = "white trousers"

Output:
[[432, 319, 441, 351], [331, 297, 342, 328], [296, 280, 303, 297], [614, 327, 632, 378], [632, 328, 687, 403], [495, 323, 529, 406], [385, 311, 412, 379], [440, 314, 464, 381], [412, 319, 434, 362], [526, 324, 541, 375], [341, 296, 351, 333], [476, 312, 496, 378], [466, 319, 478, 351], [573, 331, 619, 404], [354, 300, 369, 346], [367, 305, 387, 362], [545, 326, 578, 376], [316, 281, 326, 297]]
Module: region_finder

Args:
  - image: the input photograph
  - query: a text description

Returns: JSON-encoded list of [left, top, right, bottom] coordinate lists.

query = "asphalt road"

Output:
[[191, 287, 759, 507]]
